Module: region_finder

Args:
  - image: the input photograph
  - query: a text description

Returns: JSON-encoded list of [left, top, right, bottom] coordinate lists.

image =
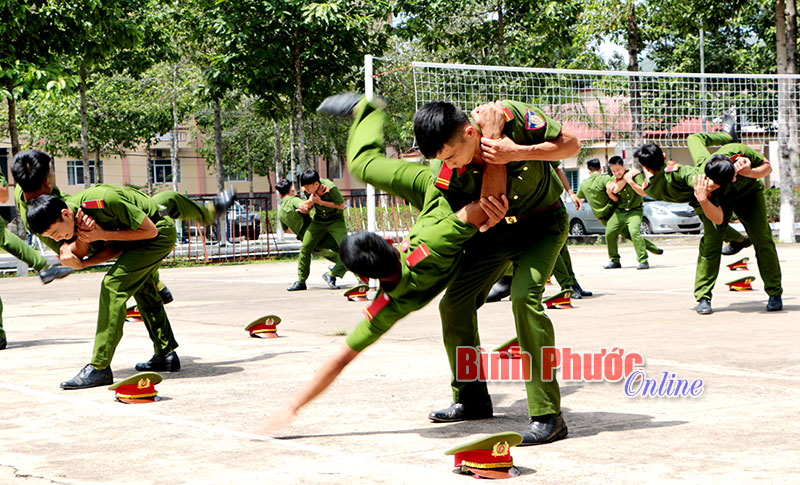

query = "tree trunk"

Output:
[[213, 99, 228, 243], [294, 38, 307, 172], [171, 63, 180, 192], [496, 0, 506, 62], [6, 81, 20, 156], [95, 150, 103, 183], [787, 0, 800, 189], [247, 133, 254, 197], [274, 118, 284, 241], [626, 0, 643, 148], [289, 116, 296, 189], [79, 62, 91, 188], [777, 0, 797, 242], [146, 139, 154, 195]]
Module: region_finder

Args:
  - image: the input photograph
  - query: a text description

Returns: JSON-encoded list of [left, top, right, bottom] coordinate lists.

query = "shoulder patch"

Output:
[[405, 242, 431, 268], [730, 153, 742, 162], [665, 162, 679, 173], [363, 292, 391, 321], [524, 109, 546, 131], [503, 106, 514, 122], [435, 165, 454, 190], [81, 200, 106, 209]]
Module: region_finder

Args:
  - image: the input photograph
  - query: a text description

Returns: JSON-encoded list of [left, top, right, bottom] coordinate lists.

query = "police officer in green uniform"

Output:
[[604, 155, 651, 269], [257, 95, 509, 434], [26, 184, 183, 389], [576, 158, 662, 257], [0, 173, 73, 350], [417, 100, 579, 445], [686, 130, 782, 313], [287, 170, 348, 291], [275, 178, 343, 271]]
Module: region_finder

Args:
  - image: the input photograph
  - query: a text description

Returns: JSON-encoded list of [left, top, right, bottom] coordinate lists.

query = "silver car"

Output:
[[641, 197, 702, 234], [565, 197, 702, 235]]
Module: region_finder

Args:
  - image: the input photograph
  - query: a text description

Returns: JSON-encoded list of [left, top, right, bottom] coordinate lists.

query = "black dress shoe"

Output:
[[159, 286, 174, 304], [136, 351, 181, 372], [696, 298, 713, 315], [569, 283, 592, 297], [60, 364, 113, 390], [287, 281, 307, 291], [317, 92, 365, 118], [721, 238, 751, 256], [322, 272, 338, 289], [0, 336, 6, 350], [519, 412, 568, 446], [655, 248, 664, 255], [766, 295, 783, 312], [39, 264, 74, 284], [637, 261, 650, 270], [721, 113, 740, 143], [429, 399, 493, 423], [486, 276, 512, 302], [604, 261, 621, 269], [213, 188, 237, 219]]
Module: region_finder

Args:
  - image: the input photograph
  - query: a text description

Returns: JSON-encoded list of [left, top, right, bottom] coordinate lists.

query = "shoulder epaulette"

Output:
[[405, 243, 431, 268], [81, 200, 106, 209], [363, 292, 391, 321]]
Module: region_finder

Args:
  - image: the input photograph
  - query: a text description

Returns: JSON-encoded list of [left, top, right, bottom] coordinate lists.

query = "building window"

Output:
[[67, 160, 100, 185], [152, 159, 181, 184], [226, 170, 247, 182], [565, 169, 580, 194]]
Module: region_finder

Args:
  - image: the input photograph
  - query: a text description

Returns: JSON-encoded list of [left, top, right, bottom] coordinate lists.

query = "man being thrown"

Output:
[[25, 182, 235, 389], [417, 99, 580, 445], [275, 178, 345, 276], [286, 170, 348, 291], [259, 95, 508, 433]]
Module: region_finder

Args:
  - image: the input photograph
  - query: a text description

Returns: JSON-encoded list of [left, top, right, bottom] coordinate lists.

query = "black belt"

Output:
[[503, 199, 563, 224]]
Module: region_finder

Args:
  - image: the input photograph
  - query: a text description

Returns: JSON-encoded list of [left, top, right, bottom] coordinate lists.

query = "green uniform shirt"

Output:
[[643, 162, 700, 204], [576, 172, 615, 221], [65, 184, 160, 233], [345, 203, 477, 352], [304, 178, 344, 222], [15, 184, 68, 253], [429, 100, 564, 216], [614, 171, 645, 211], [278, 195, 311, 239]]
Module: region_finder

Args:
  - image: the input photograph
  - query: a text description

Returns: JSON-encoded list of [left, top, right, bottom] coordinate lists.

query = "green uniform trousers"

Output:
[[442, 207, 568, 416], [91, 217, 179, 367], [152, 190, 215, 226], [297, 218, 348, 281], [694, 192, 781, 301], [0, 219, 48, 339], [606, 209, 648, 263], [499, 242, 576, 289]]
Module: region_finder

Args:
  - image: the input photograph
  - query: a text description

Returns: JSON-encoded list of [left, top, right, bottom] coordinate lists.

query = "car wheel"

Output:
[[640, 219, 652, 235], [569, 219, 586, 236]]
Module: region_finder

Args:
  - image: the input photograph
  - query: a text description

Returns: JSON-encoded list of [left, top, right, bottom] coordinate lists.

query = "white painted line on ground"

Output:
[[0, 382, 438, 480]]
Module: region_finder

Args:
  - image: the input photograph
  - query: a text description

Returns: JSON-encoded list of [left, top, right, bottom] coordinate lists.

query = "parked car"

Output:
[[565, 196, 702, 235], [641, 196, 701, 234], [227, 201, 262, 240]]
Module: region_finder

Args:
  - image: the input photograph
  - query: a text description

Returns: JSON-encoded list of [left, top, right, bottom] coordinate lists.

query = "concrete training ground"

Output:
[[1, 240, 799, 484]]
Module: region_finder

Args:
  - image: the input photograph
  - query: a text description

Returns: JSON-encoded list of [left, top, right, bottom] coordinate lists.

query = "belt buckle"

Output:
[[505, 216, 518, 224]]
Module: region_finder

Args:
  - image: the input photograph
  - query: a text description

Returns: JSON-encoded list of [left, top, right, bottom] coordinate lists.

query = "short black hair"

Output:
[[340, 231, 400, 279], [704, 154, 736, 187], [11, 150, 54, 192], [635, 144, 665, 172], [299, 169, 320, 186], [275, 178, 292, 196], [608, 155, 624, 166], [586, 158, 601, 171], [413, 101, 469, 159], [26, 195, 68, 236]]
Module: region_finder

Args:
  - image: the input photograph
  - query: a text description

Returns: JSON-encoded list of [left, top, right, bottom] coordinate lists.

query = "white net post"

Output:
[[364, 54, 377, 233]]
